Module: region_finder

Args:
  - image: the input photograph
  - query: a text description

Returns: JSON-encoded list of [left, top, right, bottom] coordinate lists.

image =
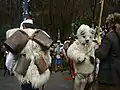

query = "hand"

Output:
[[89, 56, 95, 65], [94, 44, 99, 50], [93, 39, 101, 45], [93, 39, 99, 44]]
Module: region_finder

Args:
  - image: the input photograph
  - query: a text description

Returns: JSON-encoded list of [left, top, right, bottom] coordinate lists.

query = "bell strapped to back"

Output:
[[33, 29, 53, 49], [4, 30, 29, 54], [15, 54, 31, 75], [4, 28, 53, 75]]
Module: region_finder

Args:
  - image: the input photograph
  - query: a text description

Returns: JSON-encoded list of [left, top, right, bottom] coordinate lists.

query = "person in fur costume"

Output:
[[67, 24, 97, 90], [5, 19, 52, 90]]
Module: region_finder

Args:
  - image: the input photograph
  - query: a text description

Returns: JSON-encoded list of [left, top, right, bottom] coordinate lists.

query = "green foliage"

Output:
[[0, 24, 11, 41], [71, 8, 93, 34]]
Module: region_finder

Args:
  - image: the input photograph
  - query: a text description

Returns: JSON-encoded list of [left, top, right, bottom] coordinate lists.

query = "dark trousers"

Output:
[[21, 83, 39, 90], [4, 57, 10, 76]]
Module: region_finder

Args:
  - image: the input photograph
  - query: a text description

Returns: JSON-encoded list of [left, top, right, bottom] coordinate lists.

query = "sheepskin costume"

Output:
[[67, 24, 96, 90], [6, 28, 51, 89]]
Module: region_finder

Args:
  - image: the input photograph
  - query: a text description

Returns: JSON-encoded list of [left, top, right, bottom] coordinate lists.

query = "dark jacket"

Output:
[[95, 29, 120, 85]]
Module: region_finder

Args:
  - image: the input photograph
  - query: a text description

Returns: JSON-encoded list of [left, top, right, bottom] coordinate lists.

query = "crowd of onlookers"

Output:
[[49, 37, 74, 73]]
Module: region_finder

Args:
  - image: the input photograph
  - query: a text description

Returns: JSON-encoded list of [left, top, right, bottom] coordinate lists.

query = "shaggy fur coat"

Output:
[[67, 24, 96, 75], [67, 40, 96, 74], [6, 28, 51, 88]]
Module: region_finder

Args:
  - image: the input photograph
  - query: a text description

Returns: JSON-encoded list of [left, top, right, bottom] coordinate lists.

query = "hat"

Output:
[[20, 19, 33, 29], [57, 40, 61, 43], [22, 19, 33, 24]]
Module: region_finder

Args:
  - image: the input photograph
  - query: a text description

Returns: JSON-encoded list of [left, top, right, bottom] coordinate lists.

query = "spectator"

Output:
[[95, 13, 120, 90]]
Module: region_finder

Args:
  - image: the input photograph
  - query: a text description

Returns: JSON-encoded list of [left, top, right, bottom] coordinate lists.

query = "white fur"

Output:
[[67, 40, 95, 74], [6, 28, 51, 88], [67, 24, 97, 90], [6, 28, 20, 39], [77, 24, 95, 45], [5, 52, 14, 71]]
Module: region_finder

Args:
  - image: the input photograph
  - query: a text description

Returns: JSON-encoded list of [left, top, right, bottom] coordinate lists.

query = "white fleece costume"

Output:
[[6, 28, 51, 89], [67, 24, 96, 90]]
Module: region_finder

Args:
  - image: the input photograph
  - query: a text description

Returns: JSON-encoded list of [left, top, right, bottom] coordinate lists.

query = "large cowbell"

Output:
[[4, 29, 53, 54], [15, 54, 31, 75], [4, 30, 29, 54], [33, 29, 53, 49]]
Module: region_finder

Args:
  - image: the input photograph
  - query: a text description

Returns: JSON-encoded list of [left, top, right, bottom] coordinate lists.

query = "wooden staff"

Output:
[[97, 0, 104, 45], [93, 0, 104, 90]]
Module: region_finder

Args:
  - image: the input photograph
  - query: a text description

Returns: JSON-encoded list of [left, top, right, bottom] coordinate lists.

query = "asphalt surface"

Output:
[[0, 70, 73, 90]]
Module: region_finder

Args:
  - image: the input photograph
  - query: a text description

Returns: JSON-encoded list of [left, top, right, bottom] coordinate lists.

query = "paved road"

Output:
[[0, 70, 73, 90]]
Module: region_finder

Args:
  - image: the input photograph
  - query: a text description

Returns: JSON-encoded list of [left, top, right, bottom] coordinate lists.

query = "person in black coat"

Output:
[[95, 13, 120, 90]]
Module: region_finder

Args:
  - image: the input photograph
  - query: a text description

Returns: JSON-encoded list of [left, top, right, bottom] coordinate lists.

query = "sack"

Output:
[[4, 30, 29, 54], [35, 56, 48, 74]]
